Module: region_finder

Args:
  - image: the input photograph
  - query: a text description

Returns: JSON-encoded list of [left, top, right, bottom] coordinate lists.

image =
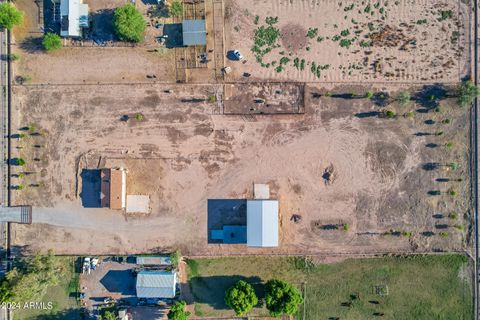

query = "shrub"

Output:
[[265, 279, 303, 317], [8, 53, 19, 61], [448, 189, 457, 197], [455, 224, 464, 231], [449, 212, 458, 220], [384, 110, 396, 118], [135, 113, 144, 121], [457, 80, 480, 107], [397, 91, 411, 104], [224, 280, 258, 316], [13, 158, 25, 166], [448, 162, 459, 171], [42, 33, 62, 52], [0, 3, 23, 30], [168, 300, 191, 320], [343, 223, 349, 231], [207, 95, 216, 103], [445, 142, 454, 149], [365, 91, 374, 99], [402, 231, 412, 237], [442, 118, 451, 124], [439, 231, 449, 238], [170, 250, 181, 268], [113, 4, 146, 42], [404, 111, 415, 118], [169, 0, 183, 17]]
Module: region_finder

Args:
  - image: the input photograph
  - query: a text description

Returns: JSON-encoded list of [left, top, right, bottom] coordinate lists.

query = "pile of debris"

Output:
[[369, 26, 416, 50]]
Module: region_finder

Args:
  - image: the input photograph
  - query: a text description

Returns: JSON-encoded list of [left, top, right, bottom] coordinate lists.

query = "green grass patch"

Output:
[[15, 257, 81, 320], [187, 255, 472, 319]]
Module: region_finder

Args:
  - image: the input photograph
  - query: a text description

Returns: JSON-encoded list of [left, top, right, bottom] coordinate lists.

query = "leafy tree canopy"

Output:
[[42, 33, 62, 52], [113, 4, 146, 42], [1, 250, 62, 303], [457, 80, 480, 107], [168, 300, 191, 320], [0, 3, 23, 30], [224, 280, 258, 316], [265, 279, 303, 317]]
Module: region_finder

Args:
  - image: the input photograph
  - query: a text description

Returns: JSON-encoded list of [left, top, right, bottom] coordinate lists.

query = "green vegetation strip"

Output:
[[187, 255, 472, 319]]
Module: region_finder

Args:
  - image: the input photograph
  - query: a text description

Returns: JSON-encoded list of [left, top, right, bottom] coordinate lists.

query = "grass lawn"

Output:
[[15, 257, 82, 320], [186, 255, 473, 320]]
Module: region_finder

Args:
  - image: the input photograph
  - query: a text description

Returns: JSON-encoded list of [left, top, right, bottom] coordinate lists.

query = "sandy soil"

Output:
[[12, 46, 176, 84], [223, 0, 470, 82], [9, 83, 471, 256]]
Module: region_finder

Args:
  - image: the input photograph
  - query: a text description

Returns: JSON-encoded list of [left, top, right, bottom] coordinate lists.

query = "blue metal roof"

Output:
[[182, 20, 206, 46], [136, 271, 176, 298]]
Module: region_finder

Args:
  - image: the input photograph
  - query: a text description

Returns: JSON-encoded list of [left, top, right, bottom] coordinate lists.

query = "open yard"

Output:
[[223, 0, 470, 82], [185, 255, 473, 319], [14, 257, 81, 320], [11, 0, 216, 85], [9, 82, 472, 256]]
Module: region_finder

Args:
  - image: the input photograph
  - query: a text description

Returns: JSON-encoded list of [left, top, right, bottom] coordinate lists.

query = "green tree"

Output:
[[264, 279, 303, 317], [113, 4, 146, 42], [42, 33, 62, 52], [168, 300, 191, 320], [169, 1, 183, 18], [0, 3, 23, 30], [100, 311, 117, 320], [457, 80, 480, 107], [2, 250, 62, 303], [224, 280, 258, 316]]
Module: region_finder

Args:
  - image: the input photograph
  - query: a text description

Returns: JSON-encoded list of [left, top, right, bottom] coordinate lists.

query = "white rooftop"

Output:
[[60, 0, 89, 37], [246, 200, 279, 247]]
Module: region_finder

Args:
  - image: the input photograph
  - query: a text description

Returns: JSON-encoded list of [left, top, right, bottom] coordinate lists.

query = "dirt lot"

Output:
[[223, 0, 470, 82], [9, 82, 471, 256], [11, 0, 216, 85]]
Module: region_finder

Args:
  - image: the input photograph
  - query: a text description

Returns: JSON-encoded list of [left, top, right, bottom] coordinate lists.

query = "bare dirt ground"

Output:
[[223, 0, 470, 82], [9, 83, 471, 256], [11, 0, 178, 84]]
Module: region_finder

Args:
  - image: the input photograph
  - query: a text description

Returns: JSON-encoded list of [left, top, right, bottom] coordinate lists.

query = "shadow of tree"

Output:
[[28, 308, 84, 320], [413, 84, 448, 111], [18, 37, 44, 54], [189, 275, 263, 310]]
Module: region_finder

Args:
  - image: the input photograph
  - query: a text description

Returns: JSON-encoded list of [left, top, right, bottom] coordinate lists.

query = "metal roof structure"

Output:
[[100, 168, 127, 210], [182, 19, 207, 46], [136, 256, 172, 266], [136, 270, 177, 298], [246, 200, 279, 247], [60, 0, 89, 37]]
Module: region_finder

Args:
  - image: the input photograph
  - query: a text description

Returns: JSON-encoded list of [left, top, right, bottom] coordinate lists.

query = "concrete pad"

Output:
[[254, 184, 270, 199], [126, 195, 150, 213]]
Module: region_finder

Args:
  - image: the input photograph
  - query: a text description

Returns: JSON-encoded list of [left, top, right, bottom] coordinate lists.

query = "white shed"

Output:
[[246, 200, 279, 247]]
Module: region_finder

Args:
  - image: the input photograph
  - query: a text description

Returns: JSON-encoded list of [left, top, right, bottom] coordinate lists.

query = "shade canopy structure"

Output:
[[182, 19, 207, 46]]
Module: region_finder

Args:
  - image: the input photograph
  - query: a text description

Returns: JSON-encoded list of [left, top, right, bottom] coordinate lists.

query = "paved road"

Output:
[[0, 24, 8, 320]]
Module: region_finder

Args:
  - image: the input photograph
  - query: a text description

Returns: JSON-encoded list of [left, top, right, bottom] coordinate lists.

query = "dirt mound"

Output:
[[280, 23, 308, 53]]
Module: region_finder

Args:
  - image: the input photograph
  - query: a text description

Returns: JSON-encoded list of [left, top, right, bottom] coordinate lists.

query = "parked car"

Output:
[[232, 50, 243, 60]]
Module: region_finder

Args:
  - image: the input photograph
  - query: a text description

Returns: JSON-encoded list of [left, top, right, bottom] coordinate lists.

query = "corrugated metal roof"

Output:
[[136, 256, 172, 266], [136, 271, 177, 298], [182, 20, 206, 46], [247, 200, 279, 247]]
